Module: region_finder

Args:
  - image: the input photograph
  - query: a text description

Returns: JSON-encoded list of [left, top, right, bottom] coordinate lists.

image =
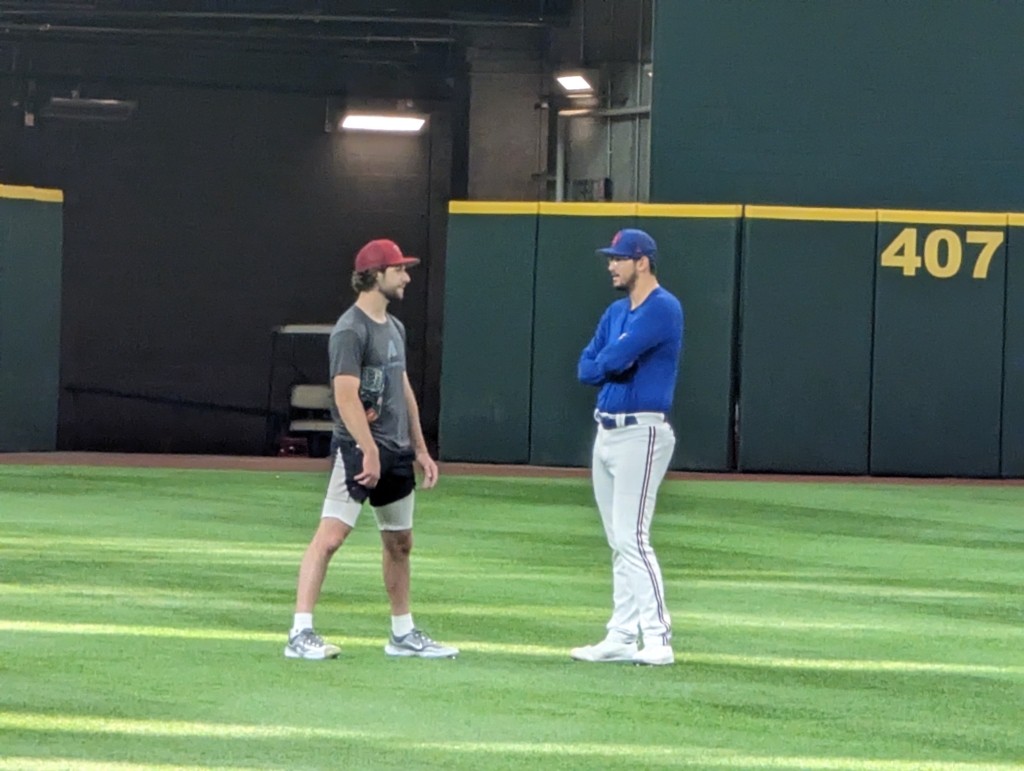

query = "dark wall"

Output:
[[0, 2, 577, 457], [650, 0, 1024, 210], [0, 84, 451, 454]]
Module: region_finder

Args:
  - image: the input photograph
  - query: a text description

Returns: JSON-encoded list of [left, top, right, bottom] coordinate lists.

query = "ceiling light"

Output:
[[41, 96, 137, 122], [556, 75, 593, 93], [341, 114, 426, 133]]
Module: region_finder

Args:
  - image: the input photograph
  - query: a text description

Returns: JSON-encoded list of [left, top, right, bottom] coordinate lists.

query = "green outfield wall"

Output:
[[871, 211, 1007, 477], [439, 201, 538, 464], [1000, 215, 1024, 477], [738, 207, 876, 475], [442, 201, 1024, 478], [0, 184, 64, 452]]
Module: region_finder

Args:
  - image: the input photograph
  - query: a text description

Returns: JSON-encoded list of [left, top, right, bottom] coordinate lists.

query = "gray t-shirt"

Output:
[[328, 305, 410, 451]]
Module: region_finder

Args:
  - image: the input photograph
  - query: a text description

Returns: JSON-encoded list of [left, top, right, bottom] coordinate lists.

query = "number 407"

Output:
[[880, 228, 1004, 279]]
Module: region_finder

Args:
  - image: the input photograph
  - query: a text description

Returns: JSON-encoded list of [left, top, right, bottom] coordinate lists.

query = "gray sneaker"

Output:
[[384, 628, 459, 659], [284, 629, 340, 660]]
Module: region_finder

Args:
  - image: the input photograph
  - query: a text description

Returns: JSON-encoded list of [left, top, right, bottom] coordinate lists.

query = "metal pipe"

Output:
[[558, 105, 651, 118], [534, 78, 548, 200], [634, 0, 643, 201], [555, 114, 566, 202], [0, 21, 453, 44], [578, 1, 585, 63], [605, 65, 612, 196], [606, 6, 615, 196], [0, 9, 548, 29], [633, 111, 642, 202]]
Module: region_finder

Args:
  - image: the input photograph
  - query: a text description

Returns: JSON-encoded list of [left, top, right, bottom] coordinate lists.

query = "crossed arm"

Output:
[[578, 309, 666, 385]]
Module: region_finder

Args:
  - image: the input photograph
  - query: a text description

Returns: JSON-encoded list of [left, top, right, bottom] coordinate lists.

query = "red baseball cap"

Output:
[[354, 239, 420, 271]]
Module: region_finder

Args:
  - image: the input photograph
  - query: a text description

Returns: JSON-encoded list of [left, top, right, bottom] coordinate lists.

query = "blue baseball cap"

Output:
[[598, 228, 657, 263]]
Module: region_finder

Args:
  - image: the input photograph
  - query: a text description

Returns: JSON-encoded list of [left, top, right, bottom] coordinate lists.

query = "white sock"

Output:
[[291, 613, 313, 637], [391, 613, 414, 637]]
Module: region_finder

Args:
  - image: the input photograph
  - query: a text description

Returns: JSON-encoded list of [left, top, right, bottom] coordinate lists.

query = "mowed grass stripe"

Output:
[[5, 554, 1017, 592], [4, 536, 1019, 596], [2, 584, 1022, 639], [0, 534, 308, 557], [0, 761, 265, 771], [0, 757, 1020, 771], [2, 620, 1020, 677], [0, 716, 1021, 771], [0, 620, 556, 656], [1, 549, 1013, 597], [3, 467, 1023, 766]]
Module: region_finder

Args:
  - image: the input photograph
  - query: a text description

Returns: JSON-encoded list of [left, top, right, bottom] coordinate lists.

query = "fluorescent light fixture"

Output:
[[41, 96, 137, 122], [556, 75, 593, 92], [341, 114, 426, 132]]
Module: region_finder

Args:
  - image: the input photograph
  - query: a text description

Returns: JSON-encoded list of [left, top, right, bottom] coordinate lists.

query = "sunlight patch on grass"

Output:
[[0, 715, 1021, 770], [3, 620, 1020, 677]]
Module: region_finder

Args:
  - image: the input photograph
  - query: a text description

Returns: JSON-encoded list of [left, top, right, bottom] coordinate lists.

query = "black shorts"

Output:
[[336, 439, 416, 508]]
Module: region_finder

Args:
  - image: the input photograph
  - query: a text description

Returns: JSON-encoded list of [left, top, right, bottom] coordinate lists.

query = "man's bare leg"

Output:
[[381, 528, 412, 616], [296, 517, 353, 612], [285, 517, 352, 660], [378, 528, 457, 658]]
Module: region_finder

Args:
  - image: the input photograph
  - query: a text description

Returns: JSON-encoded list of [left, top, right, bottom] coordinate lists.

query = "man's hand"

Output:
[[416, 450, 439, 490], [355, 446, 381, 488]]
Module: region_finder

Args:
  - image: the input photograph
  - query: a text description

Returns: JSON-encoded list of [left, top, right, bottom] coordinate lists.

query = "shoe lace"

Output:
[[298, 629, 326, 647], [406, 629, 437, 647]]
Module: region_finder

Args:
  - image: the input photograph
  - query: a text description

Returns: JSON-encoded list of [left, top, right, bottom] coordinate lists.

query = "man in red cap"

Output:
[[285, 239, 457, 660]]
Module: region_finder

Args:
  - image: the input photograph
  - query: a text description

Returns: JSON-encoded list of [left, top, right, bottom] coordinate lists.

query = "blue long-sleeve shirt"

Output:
[[577, 286, 683, 414]]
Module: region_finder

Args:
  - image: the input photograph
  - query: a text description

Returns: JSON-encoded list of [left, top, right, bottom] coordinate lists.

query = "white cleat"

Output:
[[284, 629, 340, 660], [570, 638, 638, 662], [633, 644, 674, 666]]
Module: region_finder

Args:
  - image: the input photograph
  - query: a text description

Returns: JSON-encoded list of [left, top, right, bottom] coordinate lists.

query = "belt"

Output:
[[595, 410, 665, 430]]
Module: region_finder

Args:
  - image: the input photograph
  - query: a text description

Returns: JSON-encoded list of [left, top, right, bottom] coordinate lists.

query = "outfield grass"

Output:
[[0, 464, 1022, 770]]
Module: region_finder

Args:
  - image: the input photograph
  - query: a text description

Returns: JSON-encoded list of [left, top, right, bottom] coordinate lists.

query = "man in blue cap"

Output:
[[572, 228, 683, 666]]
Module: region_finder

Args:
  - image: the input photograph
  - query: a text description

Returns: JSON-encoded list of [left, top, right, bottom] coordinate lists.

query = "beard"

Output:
[[379, 285, 404, 301], [614, 274, 637, 293]]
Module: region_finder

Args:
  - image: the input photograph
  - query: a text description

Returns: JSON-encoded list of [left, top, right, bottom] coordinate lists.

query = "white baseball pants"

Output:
[[591, 414, 675, 645]]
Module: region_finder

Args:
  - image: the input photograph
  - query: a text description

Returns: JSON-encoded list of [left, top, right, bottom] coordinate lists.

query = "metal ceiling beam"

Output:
[[0, 9, 549, 28], [0, 22, 455, 45]]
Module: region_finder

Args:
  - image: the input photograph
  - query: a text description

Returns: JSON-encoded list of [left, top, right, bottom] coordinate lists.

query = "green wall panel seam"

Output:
[[999, 224, 1011, 476], [728, 214, 745, 471], [866, 220, 880, 475], [526, 213, 541, 461]]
